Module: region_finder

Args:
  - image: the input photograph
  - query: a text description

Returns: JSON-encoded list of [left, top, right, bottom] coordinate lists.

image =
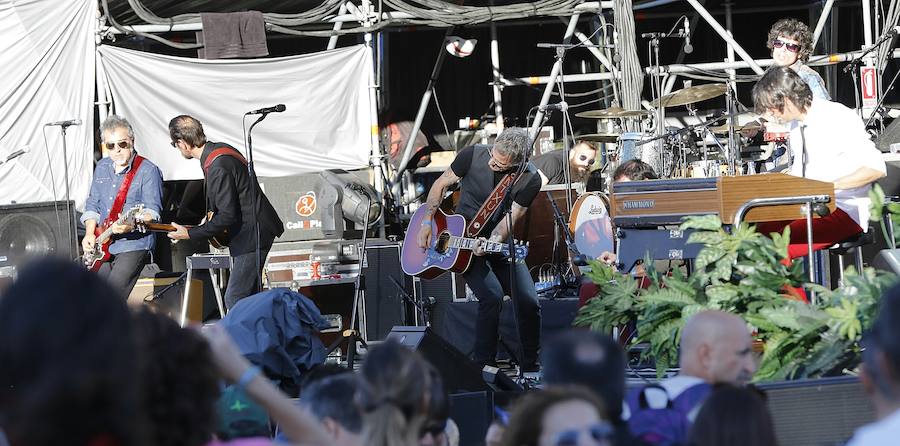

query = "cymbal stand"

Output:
[[685, 104, 728, 177], [724, 79, 739, 175], [647, 35, 667, 177]]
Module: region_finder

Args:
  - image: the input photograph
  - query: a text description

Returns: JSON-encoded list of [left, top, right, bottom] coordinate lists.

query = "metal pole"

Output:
[[812, 0, 837, 47], [490, 20, 505, 130], [327, 3, 349, 50], [393, 28, 454, 182], [529, 13, 581, 141], [862, 0, 874, 48], [683, 0, 764, 74]]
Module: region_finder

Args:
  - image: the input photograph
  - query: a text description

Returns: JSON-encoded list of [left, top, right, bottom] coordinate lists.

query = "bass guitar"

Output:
[[136, 211, 229, 249], [400, 206, 528, 279], [83, 205, 145, 272]]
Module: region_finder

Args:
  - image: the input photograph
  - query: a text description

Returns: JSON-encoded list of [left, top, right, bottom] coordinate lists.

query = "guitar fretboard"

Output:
[[448, 236, 505, 254]]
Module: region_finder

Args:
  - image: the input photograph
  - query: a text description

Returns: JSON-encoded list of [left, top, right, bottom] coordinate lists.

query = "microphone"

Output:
[[889, 25, 900, 36], [540, 102, 568, 111], [0, 146, 29, 165], [45, 119, 82, 127], [683, 17, 693, 54], [246, 104, 286, 115]]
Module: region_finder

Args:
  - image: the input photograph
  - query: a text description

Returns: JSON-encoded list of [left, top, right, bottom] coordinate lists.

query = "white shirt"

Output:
[[846, 408, 900, 446], [787, 98, 886, 230]]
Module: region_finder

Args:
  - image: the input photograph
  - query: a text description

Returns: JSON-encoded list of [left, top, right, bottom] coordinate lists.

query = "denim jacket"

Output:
[[80, 153, 163, 255]]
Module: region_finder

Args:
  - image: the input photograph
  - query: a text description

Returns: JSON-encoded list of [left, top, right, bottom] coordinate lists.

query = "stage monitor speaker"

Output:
[[757, 376, 873, 446], [128, 272, 204, 323], [0, 200, 77, 274], [388, 326, 522, 394]]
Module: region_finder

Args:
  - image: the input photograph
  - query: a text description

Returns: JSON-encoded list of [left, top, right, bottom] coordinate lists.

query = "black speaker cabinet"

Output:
[[0, 200, 77, 274], [361, 241, 414, 341], [757, 376, 873, 446], [388, 326, 495, 394]]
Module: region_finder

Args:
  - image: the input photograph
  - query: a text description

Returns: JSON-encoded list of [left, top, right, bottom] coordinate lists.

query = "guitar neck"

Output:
[[447, 235, 507, 254], [142, 223, 182, 232]]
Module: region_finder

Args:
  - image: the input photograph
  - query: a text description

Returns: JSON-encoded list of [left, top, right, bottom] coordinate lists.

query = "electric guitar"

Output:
[[83, 205, 145, 272], [136, 211, 229, 249], [400, 206, 529, 279]]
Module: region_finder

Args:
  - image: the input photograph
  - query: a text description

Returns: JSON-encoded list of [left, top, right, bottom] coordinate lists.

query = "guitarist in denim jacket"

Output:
[[416, 127, 543, 371], [81, 115, 163, 296]]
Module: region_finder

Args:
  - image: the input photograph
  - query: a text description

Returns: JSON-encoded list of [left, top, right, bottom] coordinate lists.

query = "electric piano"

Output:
[[608, 174, 835, 270]]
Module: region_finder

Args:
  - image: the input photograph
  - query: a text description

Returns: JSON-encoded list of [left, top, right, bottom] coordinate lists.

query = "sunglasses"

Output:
[[103, 140, 132, 151], [772, 39, 801, 53], [488, 147, 519, 171], [551, 422, 614, 446], [577, 154, 596, 165]]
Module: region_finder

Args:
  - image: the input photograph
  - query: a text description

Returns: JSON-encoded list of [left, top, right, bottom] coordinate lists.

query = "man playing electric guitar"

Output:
[[416, 127, 543, 372], [81, 115, 163, 297]]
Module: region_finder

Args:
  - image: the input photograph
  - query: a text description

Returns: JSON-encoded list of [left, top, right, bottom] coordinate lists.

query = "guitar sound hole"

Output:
[[435, 232, 451, 254]]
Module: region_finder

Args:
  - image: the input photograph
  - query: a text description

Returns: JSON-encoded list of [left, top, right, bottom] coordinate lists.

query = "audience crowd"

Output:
[[0, 257, 897, 446]]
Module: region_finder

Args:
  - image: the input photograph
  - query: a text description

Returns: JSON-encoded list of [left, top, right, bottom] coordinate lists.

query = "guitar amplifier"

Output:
[[128, 273, 204, 323]]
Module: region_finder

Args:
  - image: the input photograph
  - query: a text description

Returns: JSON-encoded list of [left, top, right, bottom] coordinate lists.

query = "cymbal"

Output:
[[578, 133, 620, 143], [575, 107, 650, 119], [652, 84, 727, 108]]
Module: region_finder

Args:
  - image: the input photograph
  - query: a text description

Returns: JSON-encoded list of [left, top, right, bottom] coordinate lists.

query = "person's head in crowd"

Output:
[[570, 141, 599, 179], [301, 373, 363, 446], [542, 330, 626, 422], [0, 257, 142, 446], [679, 310, 756, 385], [688, 384, 778, 446], [752, 66, 813, 125], [357, 340, 432, 446], [613, 159, 657, 182], [299, 362, 352, 395], [501, 386, 613, 446], [767, 18, 814, 68], [860, 283, 900, 419], [420, 365, 450, 446], [133, 307, 220, 446]]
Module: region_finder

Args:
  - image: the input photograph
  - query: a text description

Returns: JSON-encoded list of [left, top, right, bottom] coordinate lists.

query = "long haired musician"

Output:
[[752, 66, 886, 259]]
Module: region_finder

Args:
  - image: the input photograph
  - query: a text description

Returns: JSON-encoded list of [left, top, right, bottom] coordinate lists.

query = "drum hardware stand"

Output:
[[545, 190, 587, 294], [327, 188, 372, 369], [686, 105, 729, 177]]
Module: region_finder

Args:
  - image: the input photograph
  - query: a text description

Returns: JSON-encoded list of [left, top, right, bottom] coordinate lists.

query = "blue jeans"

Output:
[[224, 243, 272, 309], [463, 254, 541, 366]]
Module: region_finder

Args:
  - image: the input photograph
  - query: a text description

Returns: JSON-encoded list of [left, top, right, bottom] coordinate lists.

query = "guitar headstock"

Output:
[[499, 239, 530, 261], [122, 205, 145, 229]]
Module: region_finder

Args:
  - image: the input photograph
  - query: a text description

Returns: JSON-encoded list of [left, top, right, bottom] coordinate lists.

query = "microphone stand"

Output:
[[245, 113, 268, 294], [55, 123, 78, 260], [844, 28, 898, 118]]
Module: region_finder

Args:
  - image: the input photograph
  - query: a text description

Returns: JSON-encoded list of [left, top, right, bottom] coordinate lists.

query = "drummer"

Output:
[[532, 140, 599, 187]]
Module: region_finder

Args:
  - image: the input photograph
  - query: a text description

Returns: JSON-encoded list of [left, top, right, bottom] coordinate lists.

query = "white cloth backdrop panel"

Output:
[[0, 0, 95, 207], [98, 45, 373, 181]]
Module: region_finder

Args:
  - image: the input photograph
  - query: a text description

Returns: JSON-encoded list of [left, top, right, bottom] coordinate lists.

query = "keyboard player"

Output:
[[751, 66, 886, 258]]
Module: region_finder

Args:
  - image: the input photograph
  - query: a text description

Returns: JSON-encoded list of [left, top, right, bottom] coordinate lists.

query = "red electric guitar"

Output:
[[400, 206, 528, 280], [83, 205, 145, 272]]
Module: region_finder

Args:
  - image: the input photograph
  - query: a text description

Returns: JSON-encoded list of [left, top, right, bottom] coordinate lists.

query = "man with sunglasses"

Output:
[[81, 115, 163, 296], [753, 66, 885, 259], [532, 140, 599, 187], [416, 127, 543, 372], [767, 18, 830, 101], [166, 115, 284, 309]]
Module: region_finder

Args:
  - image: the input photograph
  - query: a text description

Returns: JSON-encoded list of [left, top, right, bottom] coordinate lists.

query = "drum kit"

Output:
[[542, 82, 782, 271]]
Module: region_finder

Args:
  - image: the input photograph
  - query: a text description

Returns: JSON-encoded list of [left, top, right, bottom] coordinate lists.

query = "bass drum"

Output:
[[568, 192, 615, 261]]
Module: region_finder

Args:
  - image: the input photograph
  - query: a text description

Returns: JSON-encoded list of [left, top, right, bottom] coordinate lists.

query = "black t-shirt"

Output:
[[532, 149, 567, 184], [450, 145, 541, 231]]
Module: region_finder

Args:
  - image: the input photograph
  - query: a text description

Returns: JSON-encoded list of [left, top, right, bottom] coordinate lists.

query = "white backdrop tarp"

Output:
[[98, 45, 373, 181], [0, 0, 95, 208]]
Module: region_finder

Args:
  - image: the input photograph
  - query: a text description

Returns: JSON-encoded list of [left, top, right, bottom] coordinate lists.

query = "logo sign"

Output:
[[295, 191, 317, 217], [861, 66, 877, 108], [623, 200, 655, 210]]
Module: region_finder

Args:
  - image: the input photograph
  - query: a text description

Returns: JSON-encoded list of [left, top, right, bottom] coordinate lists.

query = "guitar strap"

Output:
[[102, 155, 145, 228], [201, 144, 248, 214], [465, 172, 518, 237]]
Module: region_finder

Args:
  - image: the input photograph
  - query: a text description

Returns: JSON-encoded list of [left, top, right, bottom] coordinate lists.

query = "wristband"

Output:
[[236, 366, 261, 390]]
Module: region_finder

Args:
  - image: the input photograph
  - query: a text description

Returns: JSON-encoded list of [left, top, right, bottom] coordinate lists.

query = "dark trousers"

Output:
[[463, 254, 541, 366], [98, 249, 149, 298], [225, 242, 273, 310]]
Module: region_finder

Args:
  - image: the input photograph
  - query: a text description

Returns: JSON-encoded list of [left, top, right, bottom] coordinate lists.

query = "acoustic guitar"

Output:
[[400, 206, 528, 280]]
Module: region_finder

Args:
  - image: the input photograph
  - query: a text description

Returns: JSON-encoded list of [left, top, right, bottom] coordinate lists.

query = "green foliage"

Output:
[[574, 215, 899, 382]]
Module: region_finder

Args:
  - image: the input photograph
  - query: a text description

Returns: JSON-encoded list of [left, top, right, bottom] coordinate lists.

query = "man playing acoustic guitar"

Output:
[[416, 127, 543, 372], [81, 115, 163, 296]]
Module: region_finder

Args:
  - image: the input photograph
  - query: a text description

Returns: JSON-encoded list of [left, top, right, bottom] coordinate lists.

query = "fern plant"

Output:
[[574, 215, 898, 381]]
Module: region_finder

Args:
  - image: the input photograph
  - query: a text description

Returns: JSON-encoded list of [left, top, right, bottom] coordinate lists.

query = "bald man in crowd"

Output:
[[626, 310, 757, 443]]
